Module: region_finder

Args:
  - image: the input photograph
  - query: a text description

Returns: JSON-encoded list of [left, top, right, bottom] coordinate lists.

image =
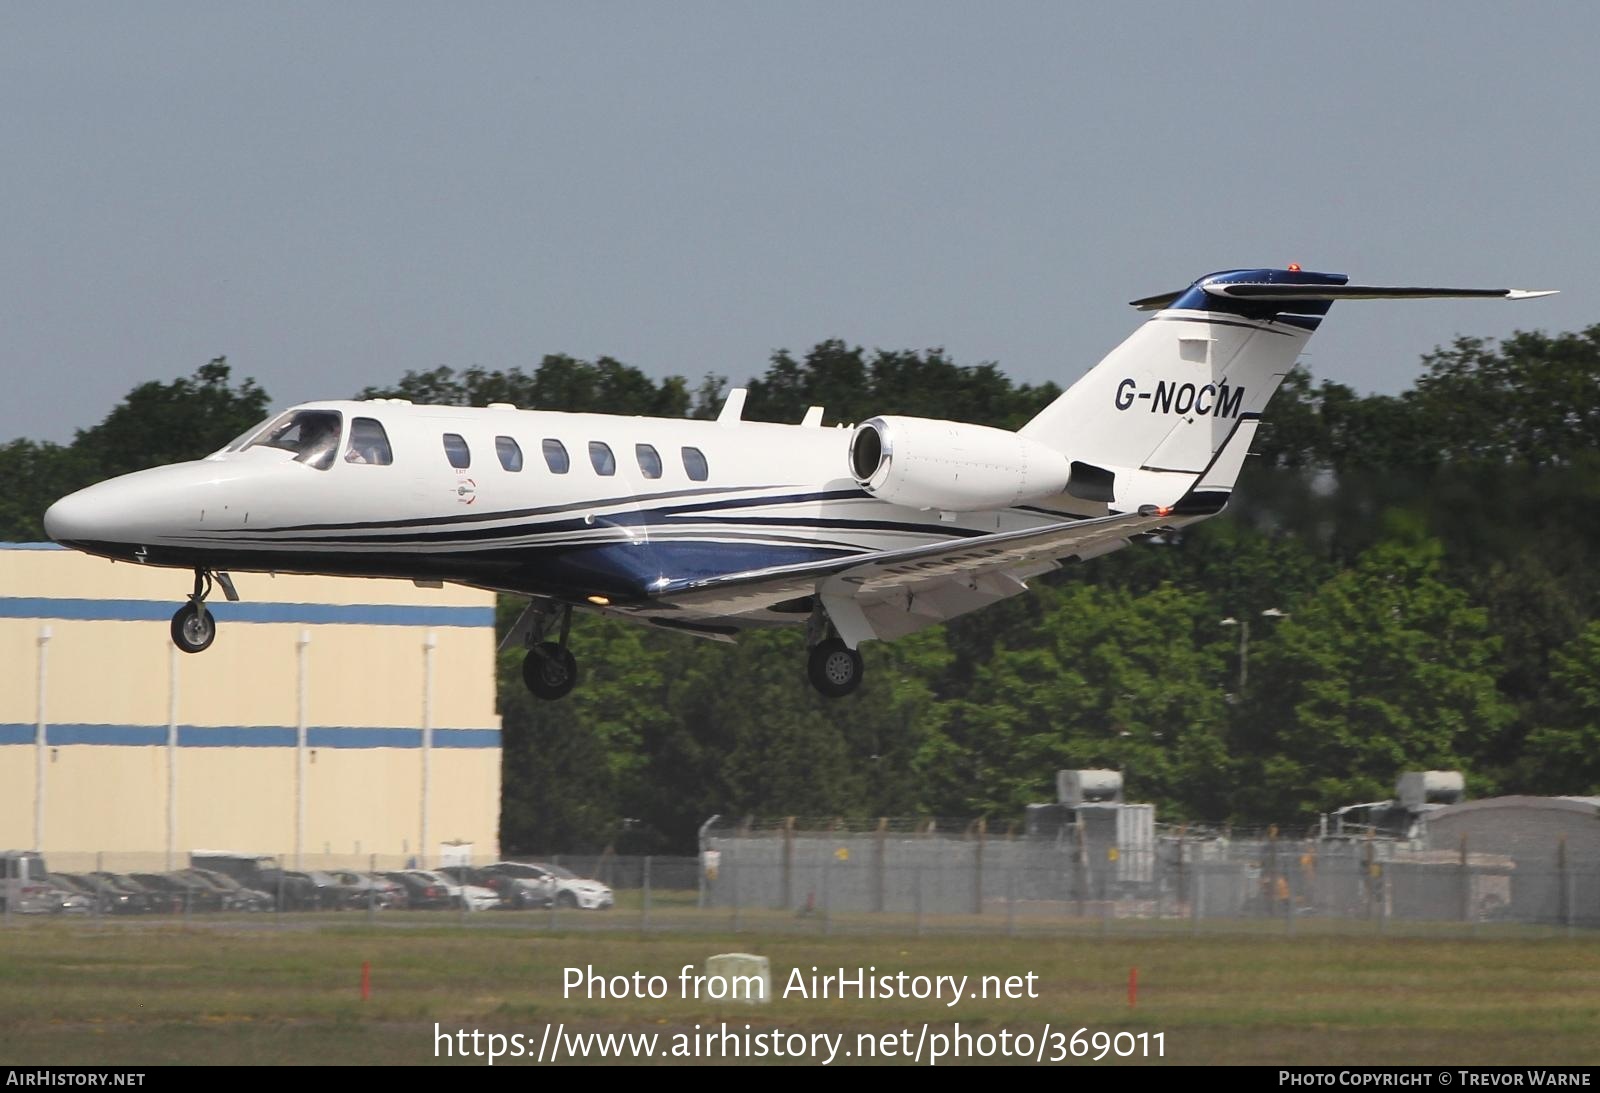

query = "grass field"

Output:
[[0, 917, 1596, 1066]]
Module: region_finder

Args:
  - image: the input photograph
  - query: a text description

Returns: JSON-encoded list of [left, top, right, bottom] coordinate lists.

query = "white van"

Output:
[[0, 850, 58, 914]]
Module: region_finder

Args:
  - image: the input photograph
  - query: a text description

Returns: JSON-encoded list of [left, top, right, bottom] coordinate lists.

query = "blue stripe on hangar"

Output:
[[0, 598, 494, 628], [0, 723, 500, 748]]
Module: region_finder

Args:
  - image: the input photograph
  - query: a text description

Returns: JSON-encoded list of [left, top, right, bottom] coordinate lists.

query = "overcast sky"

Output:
[[3, 2, 1595, 442]]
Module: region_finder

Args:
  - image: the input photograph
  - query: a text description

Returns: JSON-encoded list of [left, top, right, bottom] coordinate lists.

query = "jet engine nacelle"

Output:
[[849, 415, 1073, 511]]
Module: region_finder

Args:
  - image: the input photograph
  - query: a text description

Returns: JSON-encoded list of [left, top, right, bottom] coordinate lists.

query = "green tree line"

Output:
[[6, 327, 1600, 852]]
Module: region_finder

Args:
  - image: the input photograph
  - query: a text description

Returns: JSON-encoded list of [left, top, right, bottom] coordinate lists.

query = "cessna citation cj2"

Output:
[[45, 268, 1553, 699]]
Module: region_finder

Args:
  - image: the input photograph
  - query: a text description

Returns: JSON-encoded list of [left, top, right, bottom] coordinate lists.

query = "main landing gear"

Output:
[[170, 568, 238, 654], [503, 596, 866, 700], [807, 638, 864, 698], [509, 601, 579, 701], [804, 603, 864, 698]]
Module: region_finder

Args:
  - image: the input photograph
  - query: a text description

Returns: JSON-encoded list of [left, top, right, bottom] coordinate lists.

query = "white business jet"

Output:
[[44, 267, 1553, 699]]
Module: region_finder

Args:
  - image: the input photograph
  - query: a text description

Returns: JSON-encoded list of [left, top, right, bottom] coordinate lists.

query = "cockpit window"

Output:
[[222, 420, 269, 452], [346, 418, 393, 465], [241, 409, 343, 471]]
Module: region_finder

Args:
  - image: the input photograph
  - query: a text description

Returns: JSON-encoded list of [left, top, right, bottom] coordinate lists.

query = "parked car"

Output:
[[438, 866, 519, 908], [50, 885, 94, 915], [183, 868, 274, 912], [131, 872, 227, 912], [492, 862, 614, 911], [380, 871, 454, 910], [189, 851, 281, 888], [76, 872, 158, 914], [328, 871, 406, 910], [50, 872, 143, 915], [465, 863, 555, 909], [281, 870, 346, 910], [188, 852, 314, 908], [93, 872, 179, 914], [401, 870, 499, 912]]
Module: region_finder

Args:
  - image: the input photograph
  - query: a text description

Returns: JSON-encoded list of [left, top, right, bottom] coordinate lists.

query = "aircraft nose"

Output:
[[44, 470, 188, 547], [43, 488, 102, 545], [44, 463, 236, 554]]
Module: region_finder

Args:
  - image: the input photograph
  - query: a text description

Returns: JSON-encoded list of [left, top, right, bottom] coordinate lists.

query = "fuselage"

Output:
[[39, 268, 1552, 698], [43, 399, 1092, 630]]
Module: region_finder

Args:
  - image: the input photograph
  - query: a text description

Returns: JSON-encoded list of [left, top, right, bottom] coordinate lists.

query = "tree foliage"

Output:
[[1236, 518, 1513, 820]]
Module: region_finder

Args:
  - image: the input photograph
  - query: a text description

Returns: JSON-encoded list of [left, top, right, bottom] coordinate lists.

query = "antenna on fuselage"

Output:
[[718, 388, 748, 425]]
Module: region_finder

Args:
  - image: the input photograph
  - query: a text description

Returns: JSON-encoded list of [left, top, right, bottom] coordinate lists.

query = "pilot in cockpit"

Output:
[[296, 415, 341, 468]]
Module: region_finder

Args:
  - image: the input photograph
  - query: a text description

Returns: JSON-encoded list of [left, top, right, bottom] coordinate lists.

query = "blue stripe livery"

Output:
[[0, 597, 494, 628], [0, 723, 501, 749]]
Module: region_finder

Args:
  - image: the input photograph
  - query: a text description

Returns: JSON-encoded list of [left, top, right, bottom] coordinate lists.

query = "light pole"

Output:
[[1221, 608, 1288, 698]]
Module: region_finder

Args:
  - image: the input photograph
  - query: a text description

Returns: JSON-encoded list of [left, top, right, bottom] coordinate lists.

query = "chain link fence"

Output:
[[3, 815, 1594, 935], [697, 815, 1598, 934]]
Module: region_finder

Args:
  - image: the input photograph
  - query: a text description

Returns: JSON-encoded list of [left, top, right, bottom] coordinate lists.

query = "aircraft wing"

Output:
[[652, 506, 1183, 634]]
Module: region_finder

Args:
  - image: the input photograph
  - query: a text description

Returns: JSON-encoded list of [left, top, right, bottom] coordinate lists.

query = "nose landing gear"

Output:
[[169, 569, 237, 654], [171, 601, 216, 653]]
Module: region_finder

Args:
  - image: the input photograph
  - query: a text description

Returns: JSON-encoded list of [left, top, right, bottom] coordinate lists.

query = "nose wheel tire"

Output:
[[170, 602, 217, 654], [807, 638, 863, 698], [523, 641, 578, 700]]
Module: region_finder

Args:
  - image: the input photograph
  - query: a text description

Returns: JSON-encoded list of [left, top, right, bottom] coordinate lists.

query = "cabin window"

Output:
[[442, 433, 471, 469], [345, 418, 394, 465], [541, 438, 570, 474], [242, 409, 343, 471], [589, 441, 616, 476], [635, 443, 663, 480], [681, 446, 710, 482], [495, 436, 524, 472]]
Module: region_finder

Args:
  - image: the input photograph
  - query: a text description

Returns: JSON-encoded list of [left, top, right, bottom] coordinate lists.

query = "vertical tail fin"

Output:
[[1022, 268, 1553, 510]]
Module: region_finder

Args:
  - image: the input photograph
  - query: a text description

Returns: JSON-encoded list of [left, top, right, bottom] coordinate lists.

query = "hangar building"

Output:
[[0, 543, 501, 870], [1423, 795, 1600, 927]]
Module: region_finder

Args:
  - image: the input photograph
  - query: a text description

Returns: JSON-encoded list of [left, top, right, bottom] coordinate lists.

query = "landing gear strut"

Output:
[[512, 602, 579, 700], [170, 568, 236, 654]]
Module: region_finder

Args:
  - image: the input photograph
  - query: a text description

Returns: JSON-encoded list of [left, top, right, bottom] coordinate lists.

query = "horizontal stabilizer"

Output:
[[1131, 281, 1556, 310], [1202, 283, 1557, 303], [1129, 289, 1185, 311]]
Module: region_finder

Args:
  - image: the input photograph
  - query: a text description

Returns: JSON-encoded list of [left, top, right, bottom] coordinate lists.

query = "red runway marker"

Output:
[[361, 960, 371, 1001]]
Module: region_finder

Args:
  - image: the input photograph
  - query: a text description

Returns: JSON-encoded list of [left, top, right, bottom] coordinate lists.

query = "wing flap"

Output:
[[653, 507, 1177, 616]]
